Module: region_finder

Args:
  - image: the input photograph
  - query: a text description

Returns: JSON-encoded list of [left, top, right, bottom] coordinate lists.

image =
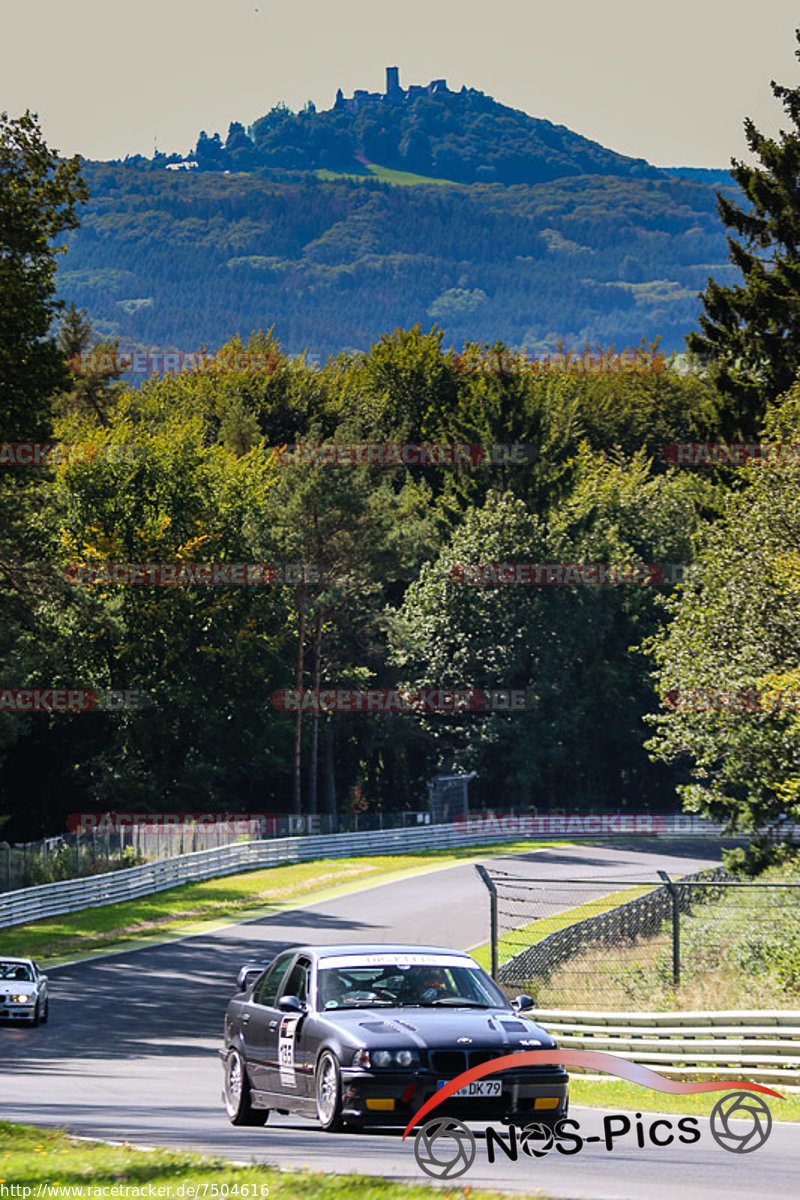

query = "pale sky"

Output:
[[2, 0, 798, 167]]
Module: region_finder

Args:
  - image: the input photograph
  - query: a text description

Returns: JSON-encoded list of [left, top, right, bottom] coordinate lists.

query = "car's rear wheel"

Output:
[[223, 1048, 269, 1126], [316, 1050, 344, 1132]]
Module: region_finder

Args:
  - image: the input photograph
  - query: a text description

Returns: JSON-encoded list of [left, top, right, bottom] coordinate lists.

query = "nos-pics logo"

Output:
[[413, 1093, 773, 1180], [404, 1051, 781, 1180]]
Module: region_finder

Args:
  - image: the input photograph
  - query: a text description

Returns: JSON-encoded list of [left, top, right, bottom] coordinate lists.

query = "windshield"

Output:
[[317, 961, 507, 1010], [0, 961, 33, 982]]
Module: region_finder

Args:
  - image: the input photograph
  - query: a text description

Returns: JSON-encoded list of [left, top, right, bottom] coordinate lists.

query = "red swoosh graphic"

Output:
[[401, 1049, 785, 1138]]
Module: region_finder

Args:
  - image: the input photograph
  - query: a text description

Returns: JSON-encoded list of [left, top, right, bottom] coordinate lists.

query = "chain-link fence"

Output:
[[478, 867, 800, 1010], [0, 831, 139, 892]]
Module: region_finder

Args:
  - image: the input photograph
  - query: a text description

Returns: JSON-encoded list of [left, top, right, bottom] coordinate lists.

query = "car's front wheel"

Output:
[[41, 997, 49, 1024], [31, 1000, 41, 1027], [223, 1048, 269, 1126], [315, 1050, 344, 1132]]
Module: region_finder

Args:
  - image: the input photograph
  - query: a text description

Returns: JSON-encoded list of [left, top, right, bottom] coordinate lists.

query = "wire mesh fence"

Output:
[[481, 867, 800, 1011]]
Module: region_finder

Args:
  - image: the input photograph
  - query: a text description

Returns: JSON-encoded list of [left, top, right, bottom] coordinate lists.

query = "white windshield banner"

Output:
[[318, 953, 476, 970]]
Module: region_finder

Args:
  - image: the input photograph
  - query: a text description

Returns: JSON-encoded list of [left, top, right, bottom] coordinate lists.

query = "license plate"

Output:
[[437, 1079, 502, 1098]]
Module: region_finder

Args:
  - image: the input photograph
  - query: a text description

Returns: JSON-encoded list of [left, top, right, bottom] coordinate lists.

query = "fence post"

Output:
[[475, 864, 498, 980], [658, 869, 680, 986]]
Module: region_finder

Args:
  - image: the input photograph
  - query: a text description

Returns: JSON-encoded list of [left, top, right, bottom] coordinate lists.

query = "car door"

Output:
[[32, 962, 47, 1008], [243, 950, 294, 1093], [272, 955, 312, 1098]]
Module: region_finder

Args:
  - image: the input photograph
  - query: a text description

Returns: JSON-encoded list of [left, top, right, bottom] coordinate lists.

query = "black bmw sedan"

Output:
[[220, 943, 568, 1132]]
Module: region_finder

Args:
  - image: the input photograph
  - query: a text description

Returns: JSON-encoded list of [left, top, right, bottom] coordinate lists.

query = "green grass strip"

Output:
[[569, 1077, 799, 1120], [0, 841, 569, 965], [0, 1120, 560, 1198]]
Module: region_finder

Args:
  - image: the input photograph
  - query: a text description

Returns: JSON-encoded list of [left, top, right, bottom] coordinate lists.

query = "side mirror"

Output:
[[278, 994, 305, 1013], [236, 965, 265, 993], [511, 994, 534, 1012]]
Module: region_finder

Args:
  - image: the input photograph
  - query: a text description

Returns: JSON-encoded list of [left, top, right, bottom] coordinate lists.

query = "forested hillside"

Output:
[[57, 163, 739, 359]]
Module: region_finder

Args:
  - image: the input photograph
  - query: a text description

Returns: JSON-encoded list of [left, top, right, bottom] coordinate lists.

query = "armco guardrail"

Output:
[[530, 1009, 800, 1085], [0, 813, 748, 930]]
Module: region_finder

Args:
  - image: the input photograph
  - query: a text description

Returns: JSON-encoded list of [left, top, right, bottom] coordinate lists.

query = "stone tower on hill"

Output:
[[334, 69, 449, 111]]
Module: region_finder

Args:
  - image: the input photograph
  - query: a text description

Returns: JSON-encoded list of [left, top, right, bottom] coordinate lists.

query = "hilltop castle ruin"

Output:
[[334, 67, 450, 111]]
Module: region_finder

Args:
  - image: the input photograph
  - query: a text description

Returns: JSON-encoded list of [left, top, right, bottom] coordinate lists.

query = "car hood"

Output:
[[323, 1006, 555, 1052]]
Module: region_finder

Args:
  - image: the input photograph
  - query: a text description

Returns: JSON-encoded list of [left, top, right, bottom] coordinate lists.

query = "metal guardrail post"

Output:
[[658, 869, 680, 987], [475, 863, 498, 980]]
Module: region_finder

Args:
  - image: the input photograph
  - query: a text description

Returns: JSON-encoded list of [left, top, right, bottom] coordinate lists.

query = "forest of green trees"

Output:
[[1, 38, 799, 864], [56, 161, 738, 360]]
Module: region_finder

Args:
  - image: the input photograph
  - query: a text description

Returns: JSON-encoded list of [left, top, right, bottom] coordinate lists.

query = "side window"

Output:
[[252, 951, 294, 1008], [280, 957, 311, 1003]]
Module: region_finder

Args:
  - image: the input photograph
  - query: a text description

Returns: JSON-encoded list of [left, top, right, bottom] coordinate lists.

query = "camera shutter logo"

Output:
[[710, 1092, 772, 1153], [413, 1117, 477, 1178], [519, 1121, 556, 1157]]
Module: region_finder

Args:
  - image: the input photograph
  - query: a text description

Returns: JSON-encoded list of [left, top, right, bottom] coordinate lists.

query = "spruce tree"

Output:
[[688, 30, 800, 436]]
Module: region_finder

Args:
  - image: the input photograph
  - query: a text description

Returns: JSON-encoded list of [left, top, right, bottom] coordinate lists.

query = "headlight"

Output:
[[357, 1048, 420, 1068], [11, 994, 32, 1003]]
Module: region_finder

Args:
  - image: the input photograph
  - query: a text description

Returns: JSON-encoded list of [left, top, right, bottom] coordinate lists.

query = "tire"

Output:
[[31, 1000, 41, 1028], [315, 1050, 345, 1132], [223, 1048, 269, 1126], [41, 998, 49, 1024]]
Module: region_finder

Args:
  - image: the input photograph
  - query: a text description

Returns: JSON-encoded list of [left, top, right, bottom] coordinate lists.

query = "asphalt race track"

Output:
[[1, 842, 797, 1198]]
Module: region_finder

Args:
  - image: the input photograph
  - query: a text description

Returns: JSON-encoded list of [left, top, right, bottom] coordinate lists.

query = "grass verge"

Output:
[[0, 1120, 556, 1198], [0, 841, 568, 965], [569, 1077, 799, 1120]]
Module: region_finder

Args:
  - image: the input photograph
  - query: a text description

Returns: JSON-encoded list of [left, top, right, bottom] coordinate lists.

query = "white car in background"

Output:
[[0, 957, 49, 1025]]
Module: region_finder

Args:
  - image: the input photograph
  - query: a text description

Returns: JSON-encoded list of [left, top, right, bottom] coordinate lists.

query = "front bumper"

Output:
[[339, 1065, 569, 1127], [0, 1002, 37, 1021]]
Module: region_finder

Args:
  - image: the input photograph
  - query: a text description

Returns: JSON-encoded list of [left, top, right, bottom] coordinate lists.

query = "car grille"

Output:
[[468, 1050, 497, 1069], [430, 1050, 466, 1076], [429, 1048, 566, 1084], [429, 1049, 503, 1075]]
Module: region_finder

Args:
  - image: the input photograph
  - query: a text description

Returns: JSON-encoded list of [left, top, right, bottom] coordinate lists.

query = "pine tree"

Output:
[[688, 30, 800, 436]]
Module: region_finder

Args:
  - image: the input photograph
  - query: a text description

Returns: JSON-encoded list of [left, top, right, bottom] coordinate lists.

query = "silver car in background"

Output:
[[0, 957, 49, 1025]]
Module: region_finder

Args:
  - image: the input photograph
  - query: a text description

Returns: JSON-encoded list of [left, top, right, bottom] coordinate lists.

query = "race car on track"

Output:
[[220, 943, 568, 1131], [0, 957, 49, 1025]]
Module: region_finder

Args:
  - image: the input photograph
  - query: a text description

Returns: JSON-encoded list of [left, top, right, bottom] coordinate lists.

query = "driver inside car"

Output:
[[318, 970, 349, 1008]]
